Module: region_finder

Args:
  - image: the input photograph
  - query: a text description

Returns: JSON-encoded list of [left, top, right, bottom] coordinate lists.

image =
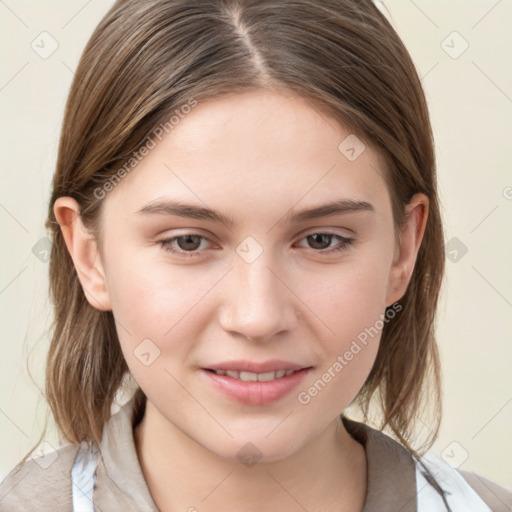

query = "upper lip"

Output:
[[204, 360, 311, 373]]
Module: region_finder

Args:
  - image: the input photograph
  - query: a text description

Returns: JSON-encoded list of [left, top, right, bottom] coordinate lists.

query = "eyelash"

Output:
[[158, 232, 354, 258]]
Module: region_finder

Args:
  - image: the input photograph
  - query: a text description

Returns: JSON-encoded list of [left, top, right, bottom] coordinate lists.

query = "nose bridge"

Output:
[[220, 247, 298, 342]]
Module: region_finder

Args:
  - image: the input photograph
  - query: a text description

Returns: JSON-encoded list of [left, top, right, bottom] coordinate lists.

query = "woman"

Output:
[[1, 0, 510, 510]]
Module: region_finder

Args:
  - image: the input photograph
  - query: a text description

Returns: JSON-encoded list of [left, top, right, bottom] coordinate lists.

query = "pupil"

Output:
[[308, 233, 331, 249], [178, 235, 200, 251]]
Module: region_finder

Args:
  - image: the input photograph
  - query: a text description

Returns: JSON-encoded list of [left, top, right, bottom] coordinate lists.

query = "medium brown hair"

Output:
[[39, 0, 444, 458]]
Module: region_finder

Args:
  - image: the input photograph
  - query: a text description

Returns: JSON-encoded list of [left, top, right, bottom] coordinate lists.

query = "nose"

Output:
[[218, 253, 299, 343]]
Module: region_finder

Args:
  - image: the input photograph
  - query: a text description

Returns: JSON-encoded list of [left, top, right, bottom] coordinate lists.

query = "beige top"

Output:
[[1, 397, 510, 511]]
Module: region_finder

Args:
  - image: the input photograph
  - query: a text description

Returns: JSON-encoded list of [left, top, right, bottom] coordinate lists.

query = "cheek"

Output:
[[294, 251, 393, 402], [103, 248, 228, 367], [303, 251, 393, 342]]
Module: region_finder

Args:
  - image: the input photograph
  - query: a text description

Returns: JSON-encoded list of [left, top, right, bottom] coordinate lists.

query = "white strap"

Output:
[[415, 452, 492, 511], [71, 441, 100, 512]]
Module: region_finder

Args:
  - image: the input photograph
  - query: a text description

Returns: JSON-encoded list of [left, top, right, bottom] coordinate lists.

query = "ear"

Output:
[[385, 193, 429, 306], [53, 197, 112, 311]]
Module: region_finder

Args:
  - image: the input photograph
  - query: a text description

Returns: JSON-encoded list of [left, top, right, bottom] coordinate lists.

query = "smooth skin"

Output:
[[55, 89, 428, 512]]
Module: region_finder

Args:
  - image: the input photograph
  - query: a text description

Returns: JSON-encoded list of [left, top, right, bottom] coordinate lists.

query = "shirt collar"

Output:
[[100, 397, 418, 512], [99, 397, 157, 509], [342, 416, 417, 512]]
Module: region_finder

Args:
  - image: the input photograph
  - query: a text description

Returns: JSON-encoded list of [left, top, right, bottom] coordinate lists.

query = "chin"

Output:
[[199, 430, 305, 466]]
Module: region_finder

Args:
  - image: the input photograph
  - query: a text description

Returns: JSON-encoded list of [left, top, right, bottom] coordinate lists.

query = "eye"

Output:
[[159, 231, 354, 258], [159, 234, 211, 257], [296, 232, 354, 254]]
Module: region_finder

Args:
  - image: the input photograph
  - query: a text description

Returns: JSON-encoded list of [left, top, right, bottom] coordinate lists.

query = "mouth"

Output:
[[205, 368, 298, 382], [201, 360, 313, 405]]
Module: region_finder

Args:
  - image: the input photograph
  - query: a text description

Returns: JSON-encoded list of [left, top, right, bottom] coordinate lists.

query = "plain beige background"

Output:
[[1, 0, 511, 491]]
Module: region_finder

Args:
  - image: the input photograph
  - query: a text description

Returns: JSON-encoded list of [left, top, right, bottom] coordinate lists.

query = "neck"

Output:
[[134, 400, 366, 512]]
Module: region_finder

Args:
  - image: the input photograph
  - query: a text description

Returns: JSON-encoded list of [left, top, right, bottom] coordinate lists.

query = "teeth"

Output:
[[257, 371, 277, 382], [213, 369, 298, 381], [239, 371, 258, 381]]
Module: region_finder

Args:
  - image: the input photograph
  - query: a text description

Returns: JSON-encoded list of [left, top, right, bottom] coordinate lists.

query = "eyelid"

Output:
[[300, 226, 355, 238]]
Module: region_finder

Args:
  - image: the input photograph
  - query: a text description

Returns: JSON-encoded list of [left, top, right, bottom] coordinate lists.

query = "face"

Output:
[[89, 90, 404, 461]]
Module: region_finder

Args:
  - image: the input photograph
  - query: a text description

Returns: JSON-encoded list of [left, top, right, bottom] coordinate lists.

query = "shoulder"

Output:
[[415, 452, 511, 512], [342, 416, 512, 512], [458, 469, 512, 512], [0, 443, 80, 512]]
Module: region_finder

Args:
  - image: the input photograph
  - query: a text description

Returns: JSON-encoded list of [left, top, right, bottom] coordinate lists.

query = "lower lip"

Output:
[[201, 368, 311, 405]]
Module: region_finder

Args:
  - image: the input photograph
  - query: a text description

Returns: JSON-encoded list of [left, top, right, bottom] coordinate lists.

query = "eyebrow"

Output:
[[136, 198, 374, 227]]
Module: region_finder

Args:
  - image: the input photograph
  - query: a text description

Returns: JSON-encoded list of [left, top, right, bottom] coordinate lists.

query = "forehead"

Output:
[[104, 90, 391, 222]]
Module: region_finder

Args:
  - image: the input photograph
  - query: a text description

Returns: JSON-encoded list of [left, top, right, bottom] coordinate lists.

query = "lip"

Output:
[[205, 359, 307, 373], [201, 360, 312, 406]]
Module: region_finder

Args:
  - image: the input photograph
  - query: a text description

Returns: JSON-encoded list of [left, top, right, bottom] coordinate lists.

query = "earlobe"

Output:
[[385, 193, 429, 306], [53, 197, 112, 311]]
